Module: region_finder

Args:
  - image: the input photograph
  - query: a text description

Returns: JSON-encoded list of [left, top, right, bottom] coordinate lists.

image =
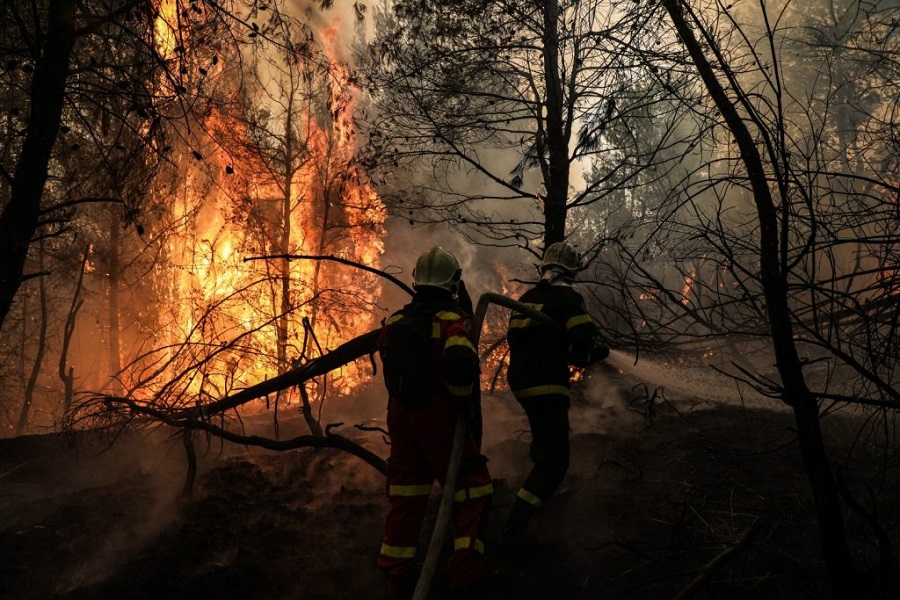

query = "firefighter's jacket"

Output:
[[378, 296, 480, 403], [376, 291, 492, 588], [507, 280, 604, 403]]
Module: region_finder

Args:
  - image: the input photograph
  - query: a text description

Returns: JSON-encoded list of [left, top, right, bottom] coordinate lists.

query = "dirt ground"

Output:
[[1, 367, 898, 599]]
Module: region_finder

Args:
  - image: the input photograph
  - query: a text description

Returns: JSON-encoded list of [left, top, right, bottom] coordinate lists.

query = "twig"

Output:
[[102, 396, 388, 475], [245, 253, 415, 296], [673, 519, 762, 600]]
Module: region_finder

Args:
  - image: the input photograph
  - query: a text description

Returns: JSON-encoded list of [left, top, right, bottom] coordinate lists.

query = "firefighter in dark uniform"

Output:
[[502, 241, 609, 545], [376, 246, 493, 599]]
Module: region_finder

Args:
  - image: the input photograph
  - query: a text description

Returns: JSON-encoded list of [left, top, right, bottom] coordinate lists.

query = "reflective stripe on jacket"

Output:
[[379, 300, 479, 402], [506, 281, 597, 395]]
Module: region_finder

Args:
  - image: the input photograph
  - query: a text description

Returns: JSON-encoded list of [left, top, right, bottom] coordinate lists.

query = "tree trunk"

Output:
[[1, 70, 13, 209], [0, 0, 76, 327], [107, 204, 123, 395], [276, 100, 295, 377], [309, 166, 332, 349], [60, 248, 88, 414], [16, 244, 48, 436], [540, 0, 570, 247], [660, 0, 858, 595], [306, 127, 334, 406]]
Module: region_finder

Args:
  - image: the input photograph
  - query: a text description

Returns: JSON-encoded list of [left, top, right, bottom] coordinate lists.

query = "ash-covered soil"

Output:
[[1, 369, 897, 599]]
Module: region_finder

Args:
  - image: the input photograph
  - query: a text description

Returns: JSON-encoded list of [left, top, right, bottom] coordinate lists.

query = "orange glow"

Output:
[[154, 0, 178, 59], [570, 367, 586, 382], [681, 271, 695, 305], [681, 258, 705, 306], [82, 245, 95, 274], [127, 18, 386, 407]]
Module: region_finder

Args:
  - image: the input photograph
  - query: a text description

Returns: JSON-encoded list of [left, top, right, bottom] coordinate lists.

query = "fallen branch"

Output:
[[175, 328, 381, 419], [673, 519, 762, 600], [103, 395, 388, 475], [245, 253, 415, 296], [97, 329, 380, 423]]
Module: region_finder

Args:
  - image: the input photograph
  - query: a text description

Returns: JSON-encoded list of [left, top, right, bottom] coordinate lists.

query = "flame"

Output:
[[681, 270, 696, 305], [478, 262, 527, 392], [681, 257, 705, 306], [154, 0, 178, 59], [126, 14, 386, 408], [82, 244, 95, 274]]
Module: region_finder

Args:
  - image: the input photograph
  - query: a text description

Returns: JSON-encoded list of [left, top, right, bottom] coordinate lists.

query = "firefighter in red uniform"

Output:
[[377, 246, 493, 599], [501, 241, 609, 546]]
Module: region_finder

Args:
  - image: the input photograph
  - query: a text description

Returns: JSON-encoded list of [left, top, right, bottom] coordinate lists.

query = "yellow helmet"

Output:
[[413, 246, 461, 292], [540, 242, 580, 275]]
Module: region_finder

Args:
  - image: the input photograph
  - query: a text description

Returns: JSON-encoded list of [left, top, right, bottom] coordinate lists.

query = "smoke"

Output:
[[604, 348, 782, 411], [377, 217, 521, 308], [0, 429, 186, 595], [287, 0, 362, 64], [478, 391, 532, 483], [479, 364, 639, 486], [570, 362, 636, 435], [59, 482, 180, 593]]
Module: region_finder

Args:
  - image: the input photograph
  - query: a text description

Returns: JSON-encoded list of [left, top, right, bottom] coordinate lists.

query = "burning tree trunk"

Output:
[[278, 152, 292, 378], [273, 84, 302, 417]]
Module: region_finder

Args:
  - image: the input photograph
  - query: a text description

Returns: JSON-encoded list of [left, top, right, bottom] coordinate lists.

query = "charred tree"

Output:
[[539, 0, 569, 247], [0, 0, 76, 327]]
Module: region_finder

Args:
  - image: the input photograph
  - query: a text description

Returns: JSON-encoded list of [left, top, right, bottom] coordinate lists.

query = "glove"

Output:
[[590, 339, 610, 363]]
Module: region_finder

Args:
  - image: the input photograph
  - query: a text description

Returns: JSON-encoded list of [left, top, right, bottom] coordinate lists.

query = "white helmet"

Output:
[[413, 246, 462, 292], [540, 242, 580, 276]]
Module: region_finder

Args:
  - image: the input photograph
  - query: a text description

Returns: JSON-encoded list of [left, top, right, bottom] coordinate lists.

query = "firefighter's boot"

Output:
[[386, 575, 416, 600], [498, 497, 537, 551]]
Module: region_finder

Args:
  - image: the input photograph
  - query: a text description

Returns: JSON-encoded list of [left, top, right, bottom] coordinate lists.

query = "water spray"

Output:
[[603, 348, 778, 410]]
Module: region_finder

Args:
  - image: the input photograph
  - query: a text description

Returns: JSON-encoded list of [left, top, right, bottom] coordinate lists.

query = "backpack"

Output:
[[380, 310, 435, 408]]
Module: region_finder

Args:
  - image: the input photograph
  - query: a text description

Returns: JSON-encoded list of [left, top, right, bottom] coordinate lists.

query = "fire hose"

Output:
[[412, 292, 566, 600]]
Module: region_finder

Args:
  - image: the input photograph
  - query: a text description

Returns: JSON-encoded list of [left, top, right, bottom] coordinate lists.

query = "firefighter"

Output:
[[377, 246, 493, 600], [501, 241, 609, 547]]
